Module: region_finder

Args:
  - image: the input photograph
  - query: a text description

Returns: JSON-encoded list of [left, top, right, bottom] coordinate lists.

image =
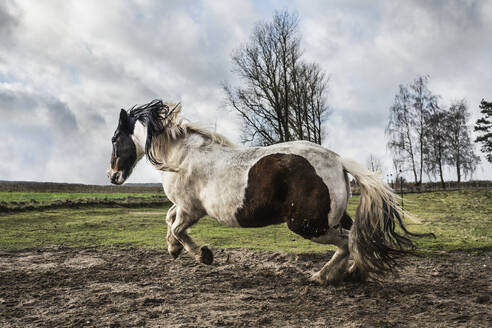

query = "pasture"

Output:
[[0, 189, 491, 327]]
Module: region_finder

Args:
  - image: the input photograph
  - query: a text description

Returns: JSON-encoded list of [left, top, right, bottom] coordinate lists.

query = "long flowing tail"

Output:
[[341, 158, 434, 278]]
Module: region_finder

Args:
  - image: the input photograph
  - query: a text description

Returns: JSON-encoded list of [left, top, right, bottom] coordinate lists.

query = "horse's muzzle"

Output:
[[107, 168, 124, 185]]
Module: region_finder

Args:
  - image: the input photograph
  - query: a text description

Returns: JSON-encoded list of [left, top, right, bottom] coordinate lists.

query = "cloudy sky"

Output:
[[1, 0, 491, 184]]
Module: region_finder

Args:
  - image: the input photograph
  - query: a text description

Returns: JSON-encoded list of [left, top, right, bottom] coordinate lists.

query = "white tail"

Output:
[[341, 158, 432, 278]]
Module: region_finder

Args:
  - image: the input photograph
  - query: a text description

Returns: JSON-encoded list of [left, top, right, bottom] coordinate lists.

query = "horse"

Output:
[[107, 99, 432, 284]]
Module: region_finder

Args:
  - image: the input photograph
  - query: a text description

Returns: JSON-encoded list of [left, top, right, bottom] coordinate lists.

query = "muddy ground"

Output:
[[0, 248, 490, 327]]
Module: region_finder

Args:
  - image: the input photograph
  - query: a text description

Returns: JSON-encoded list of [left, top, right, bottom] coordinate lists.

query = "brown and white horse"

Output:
[[108, 99, 432, 284]]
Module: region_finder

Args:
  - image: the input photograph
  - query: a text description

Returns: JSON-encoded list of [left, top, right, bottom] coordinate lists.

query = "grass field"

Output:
[[0, 189, 490, 253]]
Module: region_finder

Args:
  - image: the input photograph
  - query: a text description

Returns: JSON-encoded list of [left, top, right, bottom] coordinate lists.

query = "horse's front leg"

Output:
[[171, 207, 213, 265], [166, 204, 183, 259]]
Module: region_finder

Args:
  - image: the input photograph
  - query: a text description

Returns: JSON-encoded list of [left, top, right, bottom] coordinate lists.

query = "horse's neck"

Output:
[[133, 121, 222, 172], [162, 138, 190, 170], [147, 130, 206, 171], [162, 132, 221, 171]]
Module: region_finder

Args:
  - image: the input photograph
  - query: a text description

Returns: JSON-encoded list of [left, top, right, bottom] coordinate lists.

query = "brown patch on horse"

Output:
[[235, 153, 331, 239]]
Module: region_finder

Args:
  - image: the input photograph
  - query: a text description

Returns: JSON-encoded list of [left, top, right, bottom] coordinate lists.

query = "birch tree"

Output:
[[386, 76, 438, 187], [422, 104, 449, 188], [446, 99, 480, 182]]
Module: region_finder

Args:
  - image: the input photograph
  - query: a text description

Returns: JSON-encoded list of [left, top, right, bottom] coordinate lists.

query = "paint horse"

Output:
[[108, 99, 431, 284]]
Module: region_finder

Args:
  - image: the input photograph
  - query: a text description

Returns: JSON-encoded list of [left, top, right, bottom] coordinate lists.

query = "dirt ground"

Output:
[[0, 247, 490, 327]]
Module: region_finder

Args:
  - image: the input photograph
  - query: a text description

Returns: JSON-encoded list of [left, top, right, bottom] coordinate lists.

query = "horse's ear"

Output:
[[118, 109, 130, 131]]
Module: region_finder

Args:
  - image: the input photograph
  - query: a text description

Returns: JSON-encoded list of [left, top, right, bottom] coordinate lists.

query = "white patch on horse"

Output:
[[131, 121, 146, 160]]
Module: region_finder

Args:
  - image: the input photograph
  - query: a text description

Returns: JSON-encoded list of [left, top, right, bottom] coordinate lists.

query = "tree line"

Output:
[[386, 75, 482, 188]]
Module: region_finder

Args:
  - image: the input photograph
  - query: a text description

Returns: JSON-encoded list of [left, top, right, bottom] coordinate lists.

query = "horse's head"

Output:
[[107, 109, 138, 185], [107, 99, 186, 183]]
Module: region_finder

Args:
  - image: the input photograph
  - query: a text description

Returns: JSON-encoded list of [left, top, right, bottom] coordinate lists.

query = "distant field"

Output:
[[0, 192, 163, 203], [0, 180, 163, 193], [0, 189, 490, 253], [0, 192, 167, 212]]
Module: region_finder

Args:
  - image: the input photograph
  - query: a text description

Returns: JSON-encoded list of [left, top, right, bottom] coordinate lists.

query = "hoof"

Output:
[[310, 272, 326, 285], [199, 246, 213, 265], [311, 272, 343, 286], [168, 244, 183, 259], [326, 277, 342, 286], [344, 266, 368, 283]]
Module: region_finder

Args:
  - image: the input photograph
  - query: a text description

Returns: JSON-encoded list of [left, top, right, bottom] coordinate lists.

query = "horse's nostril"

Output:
[[110, 171, 120, 184]]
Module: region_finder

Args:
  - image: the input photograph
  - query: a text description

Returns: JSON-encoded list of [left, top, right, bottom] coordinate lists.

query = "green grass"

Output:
[[0, 192, 162, 203], [397, 190, 492, 252], [0, 207, 169, 249], [189, 218, 335, 253], [0, 190, 490, 253]]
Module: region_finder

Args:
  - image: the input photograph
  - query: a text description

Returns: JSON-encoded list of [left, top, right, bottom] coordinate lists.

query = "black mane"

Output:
[[127, 99, 168, 133], [126, 99, 176, 166]]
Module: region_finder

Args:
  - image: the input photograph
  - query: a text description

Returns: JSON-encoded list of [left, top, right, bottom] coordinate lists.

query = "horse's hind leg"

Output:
[[311, 247, 349, 285], [166, 204, 183, 259], [310, 229, 350, 285], [345, 234, 368, 283], [345, 262, 368, 283], [171, 207, 213, 265]]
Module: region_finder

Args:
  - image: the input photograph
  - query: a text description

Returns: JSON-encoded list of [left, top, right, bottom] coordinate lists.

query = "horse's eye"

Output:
[[112, 136, 117, 143]]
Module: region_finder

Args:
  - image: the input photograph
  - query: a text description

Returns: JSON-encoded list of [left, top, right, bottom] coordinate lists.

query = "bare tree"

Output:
[[474, 99, 492, 163], [422, 104, 449, 188], [290, 62, 329, 144], [224, 11, 329, 145], [446, 99, 480, 183], [386, 76, 438, 188], [410, 76, 439, 187], [386, 84, 419, 184]]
